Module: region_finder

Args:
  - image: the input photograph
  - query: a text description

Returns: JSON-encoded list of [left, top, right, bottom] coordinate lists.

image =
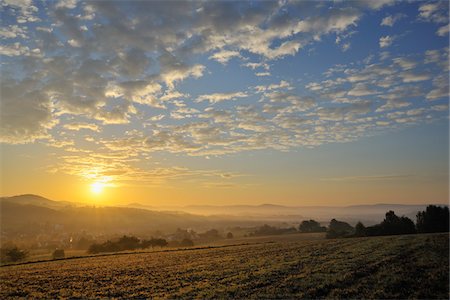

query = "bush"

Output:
[[381, 211, 416, 235], [88, 235, 168, 254], [364, 211, 416, 237], [141, 238, 168, 248], [226, 232, 234, 239], [299, 220, 327, 233], [326, 219, 354, 238], [52, 249, 65, 259], [354, 222, 366, 237], [251, 224, 297, 236], [1, 247, 28, 263]]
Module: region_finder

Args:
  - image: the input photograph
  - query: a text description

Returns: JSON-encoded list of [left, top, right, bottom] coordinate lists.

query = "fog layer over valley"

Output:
[[1, 194, 443, 249]]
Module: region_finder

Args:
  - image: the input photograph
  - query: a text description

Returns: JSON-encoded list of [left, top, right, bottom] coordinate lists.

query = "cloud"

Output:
[[209, 50, 242, 64], [2, 0, 40, 23], [117, 80, 163, 107], [0, 79, 57, 143], [242, 62, 270, 70], [54, 0, 77, 10], [315, 101, 372, 121], [436, 24, 449, 37], [0, 25, 27, 39], [426, 74, 449, 101], [255, 72, 271, 77], [322, 174, 414, 182], [348, 83, 378, 96], [63, 122, 101, 132], [399, 71, 431, 83], [295, 8, 361, 34], [254, 80, 292, 92], [196, 92, 248, 104], [380, 13, 405, 26], [393, 57, 417, 70], [1, 0, 447, 172], [379, 35, 395, 48], [418, 2, 448, 24], [159, 52, 205, 89]]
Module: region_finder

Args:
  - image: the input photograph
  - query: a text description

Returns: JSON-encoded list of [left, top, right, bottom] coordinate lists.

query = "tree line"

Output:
[[88, 236, 168, 254], [298, 205, 449, 238]]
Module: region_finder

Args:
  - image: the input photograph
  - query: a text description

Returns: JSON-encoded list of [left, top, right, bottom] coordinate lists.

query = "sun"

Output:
[[90, 182, 105, 194]]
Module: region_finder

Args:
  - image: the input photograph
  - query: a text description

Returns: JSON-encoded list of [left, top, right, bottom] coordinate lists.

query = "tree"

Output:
[[354, 221, 366, 237], [117, 235, 140, 250], [226, 232, 234, 239], [299, 220, 326, 233], [2, 247, 28, 262], [416, 205, 450, 233], [380, 211, 416, 235], [141, 238, 168, 248], [326, 219, 354, 238], [52, 249, 65, 259]]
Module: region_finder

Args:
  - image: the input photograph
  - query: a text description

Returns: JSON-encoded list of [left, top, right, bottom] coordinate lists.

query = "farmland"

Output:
[[0, 233, 448, 299]]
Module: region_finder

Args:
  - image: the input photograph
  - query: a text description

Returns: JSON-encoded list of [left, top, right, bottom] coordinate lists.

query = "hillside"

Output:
[[0, 194, 78, 209], [0, 233, 448, 298], [0, 196, 266, 236]]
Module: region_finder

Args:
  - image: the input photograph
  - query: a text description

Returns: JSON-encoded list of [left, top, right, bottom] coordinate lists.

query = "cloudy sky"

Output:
[[0, 0, 448, 206]]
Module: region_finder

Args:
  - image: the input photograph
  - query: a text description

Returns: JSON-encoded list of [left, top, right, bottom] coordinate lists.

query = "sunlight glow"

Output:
[[91, 182, 106, 194]]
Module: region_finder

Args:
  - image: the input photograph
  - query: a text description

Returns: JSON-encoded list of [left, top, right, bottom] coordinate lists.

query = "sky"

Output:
[[0, 0, 448, 207]]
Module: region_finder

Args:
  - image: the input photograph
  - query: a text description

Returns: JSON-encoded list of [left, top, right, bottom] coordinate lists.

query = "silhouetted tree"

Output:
[[75, 237, 95, 250], [88, 236, 142, 254], [226, 232, 234, 239], [87, 243, 102, 254], [299, 220, 327, 233], [381, 211, 416, 235], [354, 221, 366, 237], [251, 224, 297, 236], [1, 247, 28, 262], [52, 249, 65, 259], [326, 219, 354, 238], [117, 235, 140, 250], [365, 211, 416, 236], [416, 205, 450, 233], [141, 238, 168, 248]]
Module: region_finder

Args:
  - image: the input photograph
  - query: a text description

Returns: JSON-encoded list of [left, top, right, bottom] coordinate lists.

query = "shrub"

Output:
[[52, 249, 65, 259], [364, 211, 416, 236], [326, 219, 354, 238], [1, 247, 28, 263], [251, 224, 297, 236], [299, 220, 327, 233], [354, 222, 366, 237]]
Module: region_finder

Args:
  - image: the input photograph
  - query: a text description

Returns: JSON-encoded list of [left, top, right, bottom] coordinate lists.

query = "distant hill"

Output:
[[0, 194, 79, 209], [1, 195, 445, 237], [0, 195, 265, 237]]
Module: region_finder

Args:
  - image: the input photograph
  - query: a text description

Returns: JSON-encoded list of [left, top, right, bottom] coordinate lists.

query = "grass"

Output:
[[0, 233, 448, 299]]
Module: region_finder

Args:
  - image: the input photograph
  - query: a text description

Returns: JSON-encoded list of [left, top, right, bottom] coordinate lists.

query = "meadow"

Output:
[[0, 233, 448, 299]]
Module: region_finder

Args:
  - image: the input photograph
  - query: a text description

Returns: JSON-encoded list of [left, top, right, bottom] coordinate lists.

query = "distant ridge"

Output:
[[2, 194, 447, 226], [0, 194, 78, 209]]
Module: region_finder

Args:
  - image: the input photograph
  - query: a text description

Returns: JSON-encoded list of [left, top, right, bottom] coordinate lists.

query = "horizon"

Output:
[[1, 1, 449, 207], [1, 193, 448, 210]]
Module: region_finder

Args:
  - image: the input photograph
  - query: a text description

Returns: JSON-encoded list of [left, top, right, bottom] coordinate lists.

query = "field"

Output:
[[0, 233, 448, 299]]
